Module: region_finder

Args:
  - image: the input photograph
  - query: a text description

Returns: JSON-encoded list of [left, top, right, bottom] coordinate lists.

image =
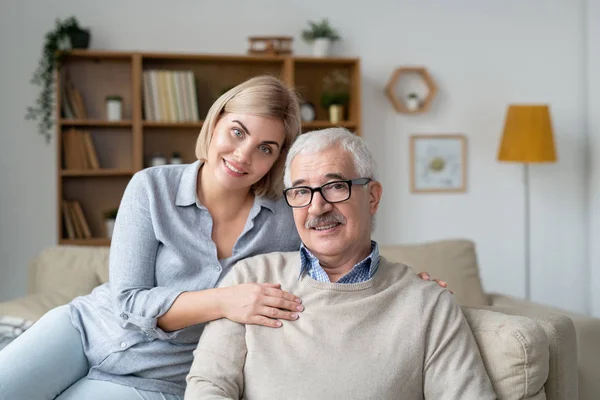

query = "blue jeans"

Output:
[[0, 305, 182, 400]]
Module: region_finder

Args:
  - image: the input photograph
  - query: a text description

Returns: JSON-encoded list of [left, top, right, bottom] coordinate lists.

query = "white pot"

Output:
[[106, 99, 122, 121], [105, 219, 116, 238], [406, 96, 421, 112], [151, 154, 168, 167], [312, 38, 332, 57]]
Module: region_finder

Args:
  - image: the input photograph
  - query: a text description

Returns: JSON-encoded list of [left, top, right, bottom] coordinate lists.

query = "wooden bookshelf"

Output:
[[56, 50, 362, 245]]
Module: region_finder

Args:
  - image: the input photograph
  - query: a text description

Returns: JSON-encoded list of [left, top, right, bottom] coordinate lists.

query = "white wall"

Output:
[[588, 0, 600, 318], [0, 0, 590, 314]]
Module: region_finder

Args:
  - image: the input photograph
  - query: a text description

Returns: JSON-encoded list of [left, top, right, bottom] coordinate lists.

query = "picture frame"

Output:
[[409, 134, 467, 193]]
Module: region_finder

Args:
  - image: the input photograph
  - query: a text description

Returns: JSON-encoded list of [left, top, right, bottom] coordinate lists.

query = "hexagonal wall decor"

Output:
[[385, 66, 438, 114]]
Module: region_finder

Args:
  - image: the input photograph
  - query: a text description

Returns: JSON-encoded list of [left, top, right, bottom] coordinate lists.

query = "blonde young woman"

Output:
[[0, 76, 444, 400]]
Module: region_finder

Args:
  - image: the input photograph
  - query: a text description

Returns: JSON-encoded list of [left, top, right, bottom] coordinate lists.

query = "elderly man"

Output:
[[185, 128, 495, 399]]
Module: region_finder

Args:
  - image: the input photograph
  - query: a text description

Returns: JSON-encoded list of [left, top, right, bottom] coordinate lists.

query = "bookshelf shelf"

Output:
[[302, 121, 357, 129], [142, 52, 287, 63], [143, 121, 204, 129], [61, 169, 134, 177], [56, 50, 361, 246], [293, 57, 359, 65], [60, 120, 133, 128], [59, 238, 111, 246], [59, 50, 133, 60]]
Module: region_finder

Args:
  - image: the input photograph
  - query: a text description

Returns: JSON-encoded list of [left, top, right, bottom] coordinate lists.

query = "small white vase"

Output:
[[406, 96, 421, 112], [106, 98, 122, 121], [105, 219, 116, 238], [312, 38, 332, 57]]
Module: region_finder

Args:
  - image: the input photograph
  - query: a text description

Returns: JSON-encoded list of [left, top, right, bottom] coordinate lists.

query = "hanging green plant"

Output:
[[25, 16, 90, 143]]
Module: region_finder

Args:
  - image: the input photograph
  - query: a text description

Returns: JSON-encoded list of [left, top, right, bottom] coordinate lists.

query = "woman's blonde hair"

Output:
[[195, 75, 301, 199]]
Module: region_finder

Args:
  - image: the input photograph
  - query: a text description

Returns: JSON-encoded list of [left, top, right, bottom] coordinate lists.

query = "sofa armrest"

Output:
[[461, 306, 550, 399], [478, 303, 578, 400], [0, 292, 73, 321], [490, 293, 600, 400]]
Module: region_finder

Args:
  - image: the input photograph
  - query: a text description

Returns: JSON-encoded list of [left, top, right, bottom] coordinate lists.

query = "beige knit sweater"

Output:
[[185, 251, 495, 400]]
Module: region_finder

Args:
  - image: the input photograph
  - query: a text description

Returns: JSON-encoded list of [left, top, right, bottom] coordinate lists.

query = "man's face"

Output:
[[289, 146, 382, 261]]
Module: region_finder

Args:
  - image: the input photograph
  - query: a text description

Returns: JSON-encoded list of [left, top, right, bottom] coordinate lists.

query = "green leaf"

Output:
[[26, 15, 84, 142]]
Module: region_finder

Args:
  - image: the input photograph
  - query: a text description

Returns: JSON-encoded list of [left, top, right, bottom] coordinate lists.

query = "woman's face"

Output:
[[205, 112, 285, 192]]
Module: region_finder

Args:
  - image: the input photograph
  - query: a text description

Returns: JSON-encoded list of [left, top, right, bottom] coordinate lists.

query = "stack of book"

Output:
[[62, 129, 99, 170], [142, 70, 200, 122], [62, 200, 92, 239]]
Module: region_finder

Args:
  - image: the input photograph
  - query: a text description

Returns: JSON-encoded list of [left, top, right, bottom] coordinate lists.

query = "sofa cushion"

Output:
[[29, 245, 110, 295], [379, 239, 488, 306], [462, 307, 549, 399], [0, 292, 73, 321]]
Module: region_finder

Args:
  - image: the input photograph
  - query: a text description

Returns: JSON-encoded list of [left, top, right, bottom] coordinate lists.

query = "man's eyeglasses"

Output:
[[283, 178, 372, 208]]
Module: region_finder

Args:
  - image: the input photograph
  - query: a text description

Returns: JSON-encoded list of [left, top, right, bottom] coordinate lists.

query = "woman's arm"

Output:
[[158, 282, 303, 332], [108, 171, 185, 337], [110, 171, 303, 335]]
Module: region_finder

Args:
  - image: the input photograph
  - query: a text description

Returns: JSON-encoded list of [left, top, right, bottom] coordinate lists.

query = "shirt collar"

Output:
[[298, 241, 380, 282], [253, 195, 277, 213], [175, 160, 277, 213], [175, 160, 202, 206]]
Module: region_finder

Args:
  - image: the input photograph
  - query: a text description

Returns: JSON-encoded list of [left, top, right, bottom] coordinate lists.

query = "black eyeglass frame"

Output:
[[283, 178, 372, 208]]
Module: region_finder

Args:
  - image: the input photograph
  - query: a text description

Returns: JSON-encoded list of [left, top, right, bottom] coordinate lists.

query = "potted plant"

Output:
[[406, 93, 421, 111], [25, 16, 91, 143], [301, 19, 340, 57], [320, 69, 350, 123], [170, 151, 183, 164], [103, 208, 118, 238]]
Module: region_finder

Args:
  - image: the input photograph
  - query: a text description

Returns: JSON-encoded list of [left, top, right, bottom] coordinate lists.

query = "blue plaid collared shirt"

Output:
[[298, 241, 380, 283]]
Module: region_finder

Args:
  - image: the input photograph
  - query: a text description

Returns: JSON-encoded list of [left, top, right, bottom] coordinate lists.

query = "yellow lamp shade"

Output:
[[497, 104, 557, 163]]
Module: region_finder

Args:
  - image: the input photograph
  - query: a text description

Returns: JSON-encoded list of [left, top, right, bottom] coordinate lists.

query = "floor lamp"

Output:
[[497, 104, 557, 300]]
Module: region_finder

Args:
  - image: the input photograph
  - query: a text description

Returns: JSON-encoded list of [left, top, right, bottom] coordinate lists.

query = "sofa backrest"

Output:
[[379, 239, 489, 306], [29, 245, 110, 297], [35, 240, 489, 306]]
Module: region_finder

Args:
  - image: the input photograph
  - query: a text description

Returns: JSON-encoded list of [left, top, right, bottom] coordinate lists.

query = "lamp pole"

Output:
[[523, 163, 531, 300]]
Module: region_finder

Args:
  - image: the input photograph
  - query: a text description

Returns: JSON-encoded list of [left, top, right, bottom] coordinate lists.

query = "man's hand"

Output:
[[417, 272, 453, 294], [219, 283, 304, 328]]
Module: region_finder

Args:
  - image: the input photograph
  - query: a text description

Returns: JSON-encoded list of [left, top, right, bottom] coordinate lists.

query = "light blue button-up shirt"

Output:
[[299, 241, 380, 283], [69, 161, 301, 396]]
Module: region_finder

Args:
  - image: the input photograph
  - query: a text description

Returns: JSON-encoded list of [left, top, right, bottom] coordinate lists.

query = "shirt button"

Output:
[[120, 342, 127, 348], [120, 313, 129, 320]]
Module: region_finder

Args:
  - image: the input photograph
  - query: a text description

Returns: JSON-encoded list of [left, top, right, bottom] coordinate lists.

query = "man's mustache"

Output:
[[305, 212, 346, 229]]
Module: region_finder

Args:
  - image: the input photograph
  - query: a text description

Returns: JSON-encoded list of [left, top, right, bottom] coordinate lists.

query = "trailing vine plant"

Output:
[[25, 16, 84, 143]]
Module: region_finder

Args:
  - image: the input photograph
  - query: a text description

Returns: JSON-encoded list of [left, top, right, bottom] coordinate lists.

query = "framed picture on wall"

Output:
[[409, 134, 467, 193]]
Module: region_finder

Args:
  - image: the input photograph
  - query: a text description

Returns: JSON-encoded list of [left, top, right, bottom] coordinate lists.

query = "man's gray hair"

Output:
[[283, 127, 376, 188]]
